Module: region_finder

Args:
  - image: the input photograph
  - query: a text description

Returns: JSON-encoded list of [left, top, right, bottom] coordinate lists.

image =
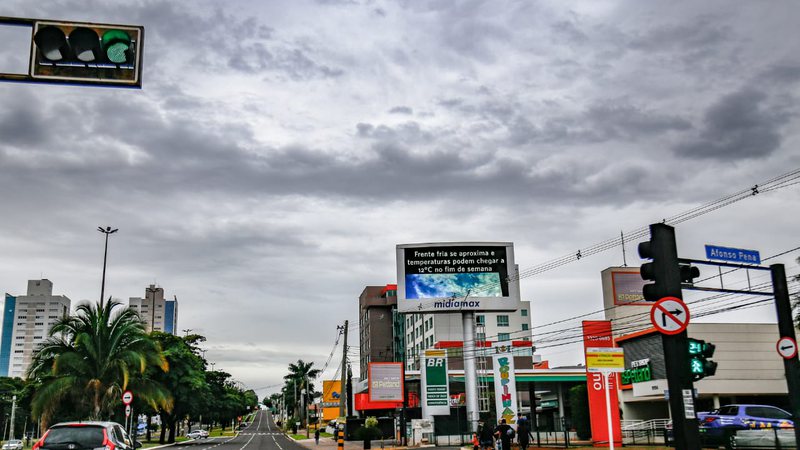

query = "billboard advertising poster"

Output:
[[422, 349, 450, 416], [322, 380, 342, 421], [396, 242, 521, 312], [611, 270, 648, 306], [492, 342, 518, 427], [369, 362, 404, 403], [582, 321, 622, 447]]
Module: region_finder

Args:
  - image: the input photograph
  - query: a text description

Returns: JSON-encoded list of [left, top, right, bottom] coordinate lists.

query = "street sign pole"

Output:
[[647, 224, 701, 450], [601, 369, 615, 450], [770, 264, 800, 447]]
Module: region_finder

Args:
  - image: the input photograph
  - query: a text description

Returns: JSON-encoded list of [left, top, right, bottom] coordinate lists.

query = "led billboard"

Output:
[[396, 242, 520, 312]]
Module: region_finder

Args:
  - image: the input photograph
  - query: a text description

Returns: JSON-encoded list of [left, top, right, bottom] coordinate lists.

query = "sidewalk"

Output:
[[292, 435, 465, 450]]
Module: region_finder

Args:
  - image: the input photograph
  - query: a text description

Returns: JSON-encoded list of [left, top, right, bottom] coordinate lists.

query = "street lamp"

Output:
[[97, 226, 118, 308]]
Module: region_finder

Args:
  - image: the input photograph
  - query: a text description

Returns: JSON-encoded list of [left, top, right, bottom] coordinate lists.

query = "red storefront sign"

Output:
[[582, 321, 622, 447]]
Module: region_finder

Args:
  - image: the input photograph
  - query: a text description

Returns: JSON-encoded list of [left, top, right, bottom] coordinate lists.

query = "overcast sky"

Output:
[[1, 1, 799, 397]]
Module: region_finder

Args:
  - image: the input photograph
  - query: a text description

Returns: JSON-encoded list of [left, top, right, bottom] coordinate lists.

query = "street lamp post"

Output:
[[97, 226, 118, 307]]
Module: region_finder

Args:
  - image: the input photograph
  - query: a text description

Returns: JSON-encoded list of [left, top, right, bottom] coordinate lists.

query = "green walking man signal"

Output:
[[687, 338, 717, 381]]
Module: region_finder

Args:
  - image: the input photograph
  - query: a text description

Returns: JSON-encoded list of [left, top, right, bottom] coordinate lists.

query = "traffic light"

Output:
[[680, 264, 700, 286], [638, 224, 681, 301], [687, 338, 717, 381], [29, 19, 143, 87]]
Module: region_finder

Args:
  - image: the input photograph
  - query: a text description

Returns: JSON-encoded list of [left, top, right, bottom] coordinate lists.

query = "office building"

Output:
[[0, 279, 71, 378], [128, 284, 178, 334], [359, 284, 402, 378]]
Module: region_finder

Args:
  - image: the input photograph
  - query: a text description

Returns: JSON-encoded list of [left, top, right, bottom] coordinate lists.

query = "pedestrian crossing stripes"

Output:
[[237, 432, 283, 436]]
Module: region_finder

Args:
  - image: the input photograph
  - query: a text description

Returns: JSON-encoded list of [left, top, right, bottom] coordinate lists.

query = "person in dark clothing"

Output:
[[314, 429, 320, 445], [479, 423, 495, 450], [493, 419, 513, 450], [516, 414, 530, 450]]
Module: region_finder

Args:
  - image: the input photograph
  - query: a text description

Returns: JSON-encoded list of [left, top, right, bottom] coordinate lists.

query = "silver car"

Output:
[[2, 440, 23, 450]]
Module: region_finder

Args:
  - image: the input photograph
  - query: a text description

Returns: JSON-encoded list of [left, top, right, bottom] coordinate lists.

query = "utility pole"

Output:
[[770, 264, 800, 447], [305, 372, 310, 439], [339, 320, 348, 418]]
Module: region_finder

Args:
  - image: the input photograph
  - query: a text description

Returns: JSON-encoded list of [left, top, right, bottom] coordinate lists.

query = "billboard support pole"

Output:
[[463, 311, 479, 433]]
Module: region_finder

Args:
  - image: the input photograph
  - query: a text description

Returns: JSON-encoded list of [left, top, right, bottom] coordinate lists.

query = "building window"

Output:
[[497, 315, 509, 327], [476, 315, 485, 325], [477, 332, 486, 342], [498, 332, 510, 341], [522, 323, 529, 330], [521, 309, 528, 317], [35, 322, 44, 326]]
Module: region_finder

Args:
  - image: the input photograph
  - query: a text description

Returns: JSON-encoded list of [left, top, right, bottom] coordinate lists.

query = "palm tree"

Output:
[[284, 360, 320, 424], [26, 299, 171, 424]]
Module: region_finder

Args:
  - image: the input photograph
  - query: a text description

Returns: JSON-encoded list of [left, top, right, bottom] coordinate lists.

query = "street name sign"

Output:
[[650, 297, 689, 335], [705, 245, 761, 265], [777, 337, 798, 359], [585, 347, 625, 372]]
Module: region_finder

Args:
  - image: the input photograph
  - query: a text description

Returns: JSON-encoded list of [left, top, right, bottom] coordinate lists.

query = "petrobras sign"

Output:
[[396, 242, 521, 313], [492, 342, 518, 427], [422, 349, 450, 416]]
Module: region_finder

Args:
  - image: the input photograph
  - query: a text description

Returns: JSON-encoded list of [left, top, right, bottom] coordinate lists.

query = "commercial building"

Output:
[[128, 284, 178, 334], [599, 267, 792, 420], [0, 279, 71, 378], [359, 284, 402, 378]]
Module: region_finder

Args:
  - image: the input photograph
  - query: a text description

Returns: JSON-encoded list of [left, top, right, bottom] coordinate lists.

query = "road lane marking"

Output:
[[271, 435, 284, 450]]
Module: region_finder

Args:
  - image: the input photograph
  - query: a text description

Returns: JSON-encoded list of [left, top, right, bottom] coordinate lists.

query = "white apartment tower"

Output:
[[1, 279, 71, 378], [128, 284, 178, 334]]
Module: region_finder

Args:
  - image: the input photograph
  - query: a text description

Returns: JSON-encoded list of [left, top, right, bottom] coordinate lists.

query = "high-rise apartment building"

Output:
[[128, 284, 178, 334], [0, 280, 71, 378]]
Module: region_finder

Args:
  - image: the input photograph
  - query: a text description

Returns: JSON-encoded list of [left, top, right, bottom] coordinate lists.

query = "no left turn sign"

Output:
[[122, 390, 133, 405], [650, 297, 690, 335], [777, 337, 798, 359]]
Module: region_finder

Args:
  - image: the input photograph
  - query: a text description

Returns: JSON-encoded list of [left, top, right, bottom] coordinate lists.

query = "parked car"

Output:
[[33, 422, 140, 450], [3, 440, 23, 450], [699, 404, 794, 444]]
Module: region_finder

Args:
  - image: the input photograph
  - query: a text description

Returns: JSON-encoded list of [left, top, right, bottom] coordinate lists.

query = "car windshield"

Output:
[[45, 426, 105, 447]]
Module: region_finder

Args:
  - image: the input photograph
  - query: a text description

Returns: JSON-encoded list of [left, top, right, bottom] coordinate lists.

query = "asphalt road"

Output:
[[179, 410, 307, 450]]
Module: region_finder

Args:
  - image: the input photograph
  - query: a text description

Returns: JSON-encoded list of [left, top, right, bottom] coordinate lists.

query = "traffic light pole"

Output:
[[646, 224, 701, 450], [770, 264, 800, 447]]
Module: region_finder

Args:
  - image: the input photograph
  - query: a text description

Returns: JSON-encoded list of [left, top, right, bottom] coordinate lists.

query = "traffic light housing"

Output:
[[687, 338, 717, 381], [638, 224, 682, 301], [680, 264, 700, 286], [29, 19, 143, 87]]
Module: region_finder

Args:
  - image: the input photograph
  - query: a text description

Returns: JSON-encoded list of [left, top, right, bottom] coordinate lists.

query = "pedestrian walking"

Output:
[[314, 429, 320, 445], [516, 414, 529, 450], [494, 419, 514, 450], [479, 422, 495, 450], [472, 432, 480, 450]]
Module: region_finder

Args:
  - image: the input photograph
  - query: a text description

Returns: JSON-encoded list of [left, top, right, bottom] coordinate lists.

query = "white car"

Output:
[[187, 430, 208, 439], [2, 441, 23, 450]]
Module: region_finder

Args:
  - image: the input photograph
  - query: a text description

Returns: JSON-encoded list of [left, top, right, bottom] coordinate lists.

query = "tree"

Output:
[[283, 360, 320, 425], [144, 332, 209, 444], [567, 384, 591, 440], [26, 299, 171, 424]]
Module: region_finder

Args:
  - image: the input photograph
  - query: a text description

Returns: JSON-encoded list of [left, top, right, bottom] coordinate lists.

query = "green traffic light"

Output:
[[688, 339, 704, 355], [102, 29, 132, 63], [690, 357, 704, 374]]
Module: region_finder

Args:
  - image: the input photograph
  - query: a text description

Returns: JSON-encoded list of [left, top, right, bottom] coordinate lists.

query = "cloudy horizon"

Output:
[[1, 0, 799, 397]]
